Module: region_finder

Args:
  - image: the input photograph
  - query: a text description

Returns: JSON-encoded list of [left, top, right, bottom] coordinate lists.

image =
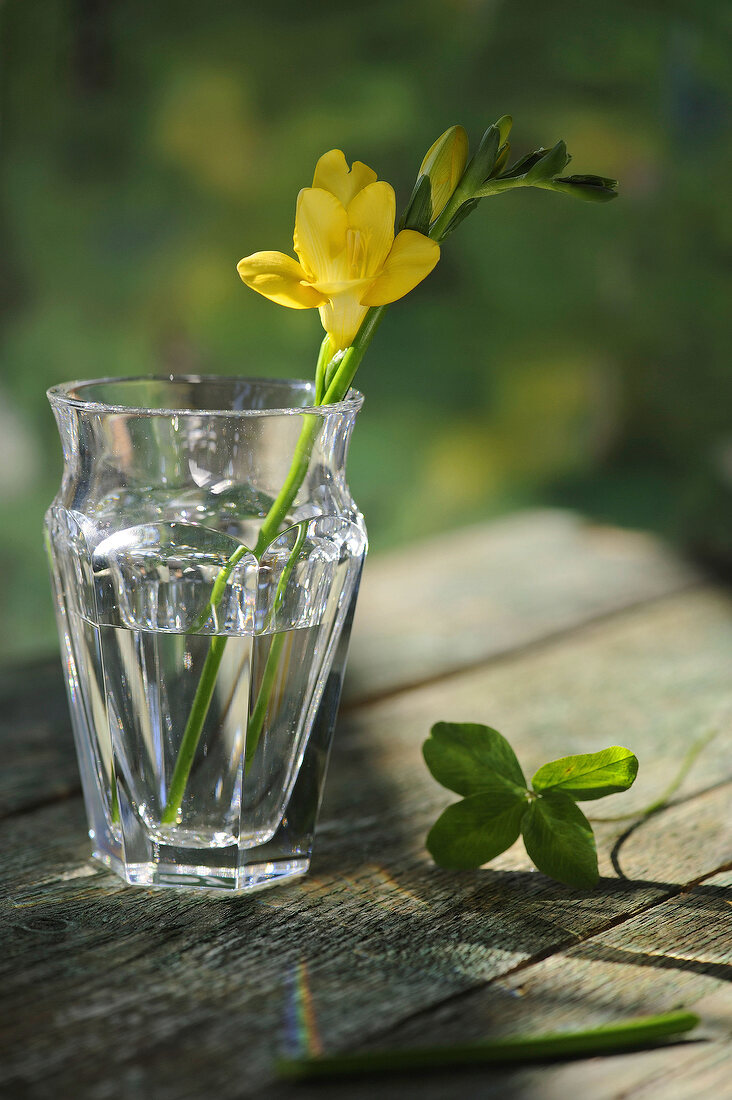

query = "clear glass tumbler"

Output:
[[45, 376, 366, 891]]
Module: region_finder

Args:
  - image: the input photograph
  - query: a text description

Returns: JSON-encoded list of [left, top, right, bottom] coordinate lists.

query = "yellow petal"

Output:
[[236, 251, 326, 309], [361, 230, 440, 306], [293, 187, 348, 283], [345, 181, 395, 280], [312, 149, 378, 206]]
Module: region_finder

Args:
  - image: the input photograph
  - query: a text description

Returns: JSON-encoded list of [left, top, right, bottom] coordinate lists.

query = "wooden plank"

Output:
[[2, 795, 727, 1100], [1, 587, 730, 1098], [349, 872, 732, 1100], [346, 509, 699, 702], [0, 512, 700, 818]]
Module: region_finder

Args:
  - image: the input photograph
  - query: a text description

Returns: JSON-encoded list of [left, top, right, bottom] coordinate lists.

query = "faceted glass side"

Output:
[[45, 377, 366, 891]]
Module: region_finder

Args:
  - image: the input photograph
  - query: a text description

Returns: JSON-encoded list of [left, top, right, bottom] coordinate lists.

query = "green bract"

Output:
[[399, 173, 433, 234], [423, 722, 638, 889]]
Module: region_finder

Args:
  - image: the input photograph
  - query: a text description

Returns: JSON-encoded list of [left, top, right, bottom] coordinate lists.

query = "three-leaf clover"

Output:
[[423, 723, 638, 889]]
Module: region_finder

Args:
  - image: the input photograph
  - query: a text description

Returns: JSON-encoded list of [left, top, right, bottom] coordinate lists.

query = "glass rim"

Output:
[[47, 374, 365, 419]]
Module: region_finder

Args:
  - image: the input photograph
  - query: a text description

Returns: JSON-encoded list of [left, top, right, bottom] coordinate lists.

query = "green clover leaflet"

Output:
[[423, 722, 639, 889]]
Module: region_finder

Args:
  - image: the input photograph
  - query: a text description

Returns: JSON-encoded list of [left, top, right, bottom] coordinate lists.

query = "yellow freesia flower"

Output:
[[237, 150, 440, 351]]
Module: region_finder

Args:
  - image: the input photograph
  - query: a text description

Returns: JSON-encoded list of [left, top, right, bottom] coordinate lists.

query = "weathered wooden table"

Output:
[[2, 510, 731, 1099]]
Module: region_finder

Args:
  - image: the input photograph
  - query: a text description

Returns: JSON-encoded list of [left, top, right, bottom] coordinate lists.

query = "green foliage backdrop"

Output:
[[1, 0, 730, 661]]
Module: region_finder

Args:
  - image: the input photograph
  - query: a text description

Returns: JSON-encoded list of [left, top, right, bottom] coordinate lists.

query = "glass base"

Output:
[[93, 848, 309, 893]]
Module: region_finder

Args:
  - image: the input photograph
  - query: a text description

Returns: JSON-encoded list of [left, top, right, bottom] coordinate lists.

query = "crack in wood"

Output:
[[609, 779, 732, 880]]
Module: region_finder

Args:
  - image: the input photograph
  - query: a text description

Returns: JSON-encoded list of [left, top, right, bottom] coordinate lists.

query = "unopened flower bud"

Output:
[[418, 125, 469, 218]]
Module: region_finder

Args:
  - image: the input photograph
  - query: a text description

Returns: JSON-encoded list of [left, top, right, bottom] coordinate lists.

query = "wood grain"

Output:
[[294, 872, 732, 1100], [0, 515, 728, 1099], [346, 510, 699, 702]]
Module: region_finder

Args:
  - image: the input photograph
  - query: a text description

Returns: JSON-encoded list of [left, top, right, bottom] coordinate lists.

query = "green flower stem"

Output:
[[314, 334, 332, 405], [276, 1011, 699, 1081], [188, 542, 252, 635], [251, 306, 386, 562], [430, 189, 469, 241], [244, 631, 286, 768], [110, 763, 120, 824], [161, 633, 228, 824], [245, 523, 308, 766], [475, 177, 529, 197], [262, 523, 309, 634], [241, 307, 388, 769], [252, 417, 322, 559], [161, 306, 388, 825]]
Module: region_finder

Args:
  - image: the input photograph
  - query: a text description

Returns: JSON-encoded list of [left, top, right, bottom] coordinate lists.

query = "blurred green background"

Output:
[[1, 0, 730, 663]]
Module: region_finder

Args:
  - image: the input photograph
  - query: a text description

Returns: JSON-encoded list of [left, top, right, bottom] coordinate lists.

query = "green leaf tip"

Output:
[[532, 746, 638, 801], [495, 114, 513, 146], [525, 140, 570, 183], [460, 124, 501, 193]]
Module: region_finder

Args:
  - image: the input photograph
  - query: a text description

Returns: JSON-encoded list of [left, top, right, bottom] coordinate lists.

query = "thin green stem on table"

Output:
[[160, 306, 387, 825], [276, 1011, 699, 1081]]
